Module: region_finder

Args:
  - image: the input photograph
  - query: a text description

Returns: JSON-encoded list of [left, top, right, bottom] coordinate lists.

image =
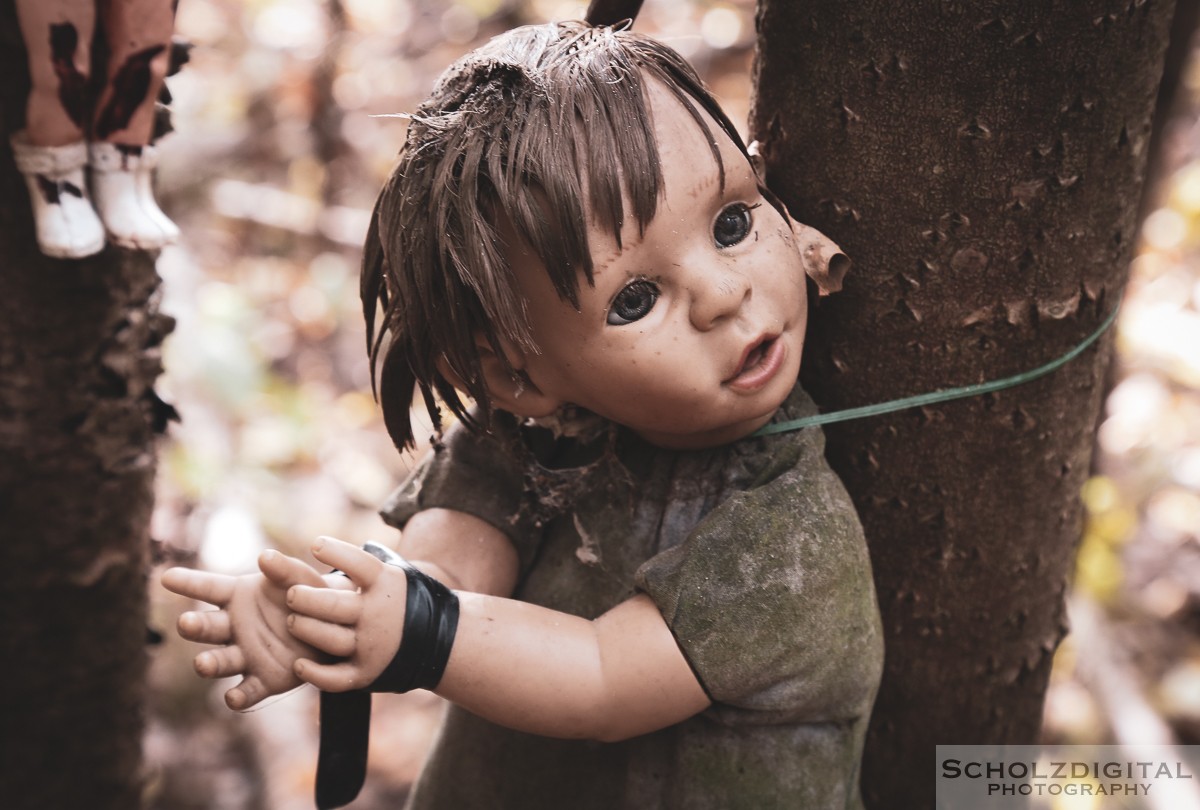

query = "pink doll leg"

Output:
[[12, 0, 105, 258], [88, 0, 179, 250]]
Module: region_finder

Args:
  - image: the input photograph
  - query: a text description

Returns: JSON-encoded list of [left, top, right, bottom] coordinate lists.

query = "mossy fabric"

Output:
[[381, 386, 883, 810]]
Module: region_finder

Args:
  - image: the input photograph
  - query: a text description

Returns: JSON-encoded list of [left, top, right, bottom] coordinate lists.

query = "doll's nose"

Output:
[[688, 265, 751, 331]]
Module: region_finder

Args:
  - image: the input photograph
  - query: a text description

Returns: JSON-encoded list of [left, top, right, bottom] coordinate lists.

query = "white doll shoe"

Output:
[[89, 141, 179, 250], [9, 132, 106, 258]]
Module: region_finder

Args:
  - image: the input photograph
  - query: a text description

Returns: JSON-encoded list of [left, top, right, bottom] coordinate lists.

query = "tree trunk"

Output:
[[750, 2, 1174, 806], [0, 3, 172, 806]]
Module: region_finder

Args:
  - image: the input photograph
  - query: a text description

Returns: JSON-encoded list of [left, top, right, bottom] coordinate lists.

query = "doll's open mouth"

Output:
[[725, 336, 785, 392]]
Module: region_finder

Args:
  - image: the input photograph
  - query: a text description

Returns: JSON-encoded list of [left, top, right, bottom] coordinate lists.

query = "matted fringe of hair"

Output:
[[362, 21, 750, 449]]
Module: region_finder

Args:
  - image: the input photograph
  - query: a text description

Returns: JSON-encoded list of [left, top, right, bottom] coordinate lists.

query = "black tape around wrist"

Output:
[[359, 541, 459, 693], [315, 543, 459, 810]]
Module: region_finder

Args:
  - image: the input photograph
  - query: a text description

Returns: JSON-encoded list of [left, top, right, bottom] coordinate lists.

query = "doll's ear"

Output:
[[437, 334, 563, 419], [744, 151, 849, 296], [792, 222, 850, 296]]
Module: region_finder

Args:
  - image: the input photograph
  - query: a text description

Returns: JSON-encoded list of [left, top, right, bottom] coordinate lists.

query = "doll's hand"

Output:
[[286, 537, 407, 692], [161, 550, 331, 710]]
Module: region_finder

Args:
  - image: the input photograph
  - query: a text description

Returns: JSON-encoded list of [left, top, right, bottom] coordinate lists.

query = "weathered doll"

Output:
[[164, 21, 883, 809], [11, 0, 179, 257]]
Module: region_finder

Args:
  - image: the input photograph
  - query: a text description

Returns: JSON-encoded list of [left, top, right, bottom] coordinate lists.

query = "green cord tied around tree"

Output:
[[754, 304, 1121, 437]]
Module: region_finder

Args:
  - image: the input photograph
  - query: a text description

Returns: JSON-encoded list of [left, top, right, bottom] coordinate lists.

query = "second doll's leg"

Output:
[[93, 0, 175, 145], [12, 0, 105, 258], [90, 0, 180, 249], [15, 0, 94, 147]]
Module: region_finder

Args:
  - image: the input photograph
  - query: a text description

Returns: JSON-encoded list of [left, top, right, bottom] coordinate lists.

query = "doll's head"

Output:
[[363, 21, 845, 450]]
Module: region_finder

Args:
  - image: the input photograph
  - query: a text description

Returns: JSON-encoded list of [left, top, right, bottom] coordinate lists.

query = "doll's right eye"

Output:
[[606, 279, 659, 325], [713, 202, 756, 248]]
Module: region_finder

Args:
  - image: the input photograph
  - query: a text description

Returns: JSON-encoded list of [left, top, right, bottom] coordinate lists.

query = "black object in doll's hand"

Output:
[[364, 543, 460, 694], [314, 542, 460, 809], [315, 690, 371, 810]]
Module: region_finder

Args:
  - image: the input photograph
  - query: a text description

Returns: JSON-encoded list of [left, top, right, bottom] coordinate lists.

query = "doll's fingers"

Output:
[[322, 571, 360, 591], [309, 536, 382, 588], [177, 609, 232, 644], [161, 567, 236, 607], [225, 676, 268, 711], [287, 613, 358, 658], [194, 645, 246, 679], [287, 584, 363, 625], [259, 548, 326, 590], [294, 658, 368, 692]]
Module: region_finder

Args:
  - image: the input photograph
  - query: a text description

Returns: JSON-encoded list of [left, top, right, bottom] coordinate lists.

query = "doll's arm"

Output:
[[163, 505, 515, 711], [161, 550, 338, 710], [438, 590, 708, 740], [287, 537, 710, 742], [393, 507, 519, 596]]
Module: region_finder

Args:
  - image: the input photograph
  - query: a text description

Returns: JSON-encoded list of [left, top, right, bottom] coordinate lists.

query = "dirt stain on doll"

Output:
[[35, 175, 85, 205], [113, 143, 145, 169], [94, 45, 167, 140], [49, 24, 89, 130]]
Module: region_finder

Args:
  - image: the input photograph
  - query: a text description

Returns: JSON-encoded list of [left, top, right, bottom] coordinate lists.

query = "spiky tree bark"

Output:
[[0, 3, 174, 806], [750, 2, 1174, 806]]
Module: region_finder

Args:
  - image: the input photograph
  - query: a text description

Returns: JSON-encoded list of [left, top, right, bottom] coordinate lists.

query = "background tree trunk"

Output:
[[750, 1, 1175, 806], [0, 3, 173, 805]]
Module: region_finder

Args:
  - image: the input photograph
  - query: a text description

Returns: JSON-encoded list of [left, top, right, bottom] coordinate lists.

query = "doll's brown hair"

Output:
[[362, 21, 752, 449]]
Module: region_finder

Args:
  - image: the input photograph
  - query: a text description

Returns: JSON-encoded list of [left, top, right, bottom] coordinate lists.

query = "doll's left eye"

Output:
[[607, 279, 660, 325], [713, 202, 757, 248]]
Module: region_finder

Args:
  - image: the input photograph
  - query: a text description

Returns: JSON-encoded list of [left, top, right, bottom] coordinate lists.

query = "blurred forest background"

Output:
[[145, 0, 1200, 808]]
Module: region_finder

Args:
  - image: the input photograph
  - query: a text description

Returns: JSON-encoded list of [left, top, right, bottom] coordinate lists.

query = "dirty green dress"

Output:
[[380, 386, 884, 810]]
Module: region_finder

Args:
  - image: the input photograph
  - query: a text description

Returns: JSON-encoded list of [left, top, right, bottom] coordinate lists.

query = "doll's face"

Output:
[[504, 80, 811, 450]]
